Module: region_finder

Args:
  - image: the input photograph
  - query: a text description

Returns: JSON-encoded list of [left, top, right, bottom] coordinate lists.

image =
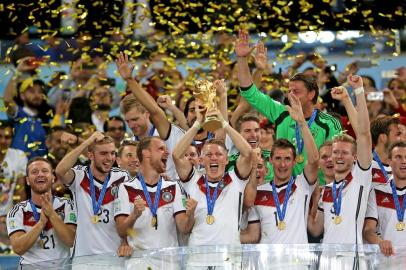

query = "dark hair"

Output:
[[361, 75, 376, 88], [270, 139, 296, 159], [290, 73, 319, 104], [118, 140, 138, 157], [136, 136, 161, 162], [370, 116, 400, 146], [103, 116, 126, 132], [235, 113, 260, 132], [184, 96, 196, 117], [26, 157, 53, 176], [0, 120, 13, 130], [388, 141, 406, 159]]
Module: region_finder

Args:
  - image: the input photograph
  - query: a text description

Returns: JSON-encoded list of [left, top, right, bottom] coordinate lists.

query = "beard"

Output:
[[95, 162, 111, 174], [25, 99, 42, 109]]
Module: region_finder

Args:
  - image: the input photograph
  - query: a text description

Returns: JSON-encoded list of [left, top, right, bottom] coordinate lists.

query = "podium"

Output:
[[8, 244, 406, 269]]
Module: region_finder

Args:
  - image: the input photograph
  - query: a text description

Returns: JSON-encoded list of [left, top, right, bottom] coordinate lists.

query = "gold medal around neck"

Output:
[[206, 215, 215, 225], [38, 239, 44, 249], [295, 154, 304, 164], [277, 221, 286, 230], [334, 215, 342, 225], [151, 216, 157, 227], [396, 221, 405, 231], [92, 215, 99, 224]]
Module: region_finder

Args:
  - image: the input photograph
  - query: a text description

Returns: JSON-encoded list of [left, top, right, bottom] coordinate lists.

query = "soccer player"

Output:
[[370, 116, 402, 185], [7, 157, 76, 266], [363, 141, 406, 256], [172, 105, 253, 246], [235, 29, 341, 177], [241, 92, 319, 244], [116, 52, 184, 179], [114, 137, 196, 268], [313, 75, 372, 244], [55, 132, 130, 257], [116, 140, 140, 178]]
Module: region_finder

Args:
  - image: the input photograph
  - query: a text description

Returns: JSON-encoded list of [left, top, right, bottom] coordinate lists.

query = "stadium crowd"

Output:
[[0, 29, 406, 268]]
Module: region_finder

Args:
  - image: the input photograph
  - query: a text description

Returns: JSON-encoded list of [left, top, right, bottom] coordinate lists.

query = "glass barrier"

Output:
[[4, 244, 406, 270]]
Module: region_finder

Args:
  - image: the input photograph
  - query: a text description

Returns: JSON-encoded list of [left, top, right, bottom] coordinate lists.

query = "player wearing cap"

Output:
[[55, 132, 130, 257], [7, 157, 76, 267], [363, 141, 406, 256], [241, 92, 319, 244]]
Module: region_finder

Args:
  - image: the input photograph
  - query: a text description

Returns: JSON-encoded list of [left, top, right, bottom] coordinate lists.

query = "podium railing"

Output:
[[4, 244, 406, 269]]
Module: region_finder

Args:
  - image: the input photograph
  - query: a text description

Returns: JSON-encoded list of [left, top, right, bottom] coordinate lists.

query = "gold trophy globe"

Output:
[[193, 80, 223, 132]]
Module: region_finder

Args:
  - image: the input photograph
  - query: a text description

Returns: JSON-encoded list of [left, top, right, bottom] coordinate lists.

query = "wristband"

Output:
[[192, 121, 202, 130], [353, 87, 364, 95], [221, 120, 229, 128]]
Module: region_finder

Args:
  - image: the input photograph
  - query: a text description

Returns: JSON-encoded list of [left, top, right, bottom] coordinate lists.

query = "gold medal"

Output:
[[91, 215, 99, 224], [396, 222, 405, 231], [295, 154, 304, 164], [151, 216, 157, 227], [277, 220, 286, 230], [334, 215, 342, 225], [38, 239, 44, 249], [206, 215, 215, 225]]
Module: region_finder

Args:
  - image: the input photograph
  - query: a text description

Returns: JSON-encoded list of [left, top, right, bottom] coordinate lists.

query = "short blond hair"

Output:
[[120, 94, 147, 115], [88, 135, 115, 152], [332, 134, 356, 154]]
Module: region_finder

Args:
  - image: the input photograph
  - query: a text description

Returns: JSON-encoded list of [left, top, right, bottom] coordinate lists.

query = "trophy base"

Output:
[[202, 117, 223, 132]]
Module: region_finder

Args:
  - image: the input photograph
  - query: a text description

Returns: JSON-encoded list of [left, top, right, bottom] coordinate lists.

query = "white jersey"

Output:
[[132, 124, 184, 180], [319, 161, 371, 244], [0, 148, 27, 216], [113, 177, 186, 250], [365, 178, 406, 246], [248, 174, 315, 244], [181, 169, 247, 246], [6, 197, 77, 265], [69, 165, 130, 256], [371, 158, 392, 187]]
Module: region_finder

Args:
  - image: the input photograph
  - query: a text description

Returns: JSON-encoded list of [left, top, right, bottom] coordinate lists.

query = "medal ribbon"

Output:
[[29, 197, 54, 238], [372, 150, 390, 182], [88, 167, 111, 216], [134, 125, 155, 141], [295, 109, 317, 155], [389, 179, 406, 223], [332, 180, 345, 217], [204, 175, 223, 216], [138, 173, 162, 218], [271, 176, 294, 222]]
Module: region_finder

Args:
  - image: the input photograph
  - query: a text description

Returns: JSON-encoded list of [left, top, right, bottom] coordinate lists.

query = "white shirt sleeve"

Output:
[[173, 182, 186, 215], [7, 204, 25, 235], [365, 189, 378, 220], [64, 199, 77, 225], [247, 206, 260, 223], [114, 183, 131, 217]]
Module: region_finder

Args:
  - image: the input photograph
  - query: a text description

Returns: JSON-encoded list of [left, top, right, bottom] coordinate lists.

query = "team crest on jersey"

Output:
[[111, 186, 119, 197], [162, 192, 173, 202], [8, 219, 16, 229]]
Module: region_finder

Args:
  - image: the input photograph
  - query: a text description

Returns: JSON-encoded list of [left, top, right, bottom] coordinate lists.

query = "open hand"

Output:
[[235, 29, 252, 58], [116, 52, 135, 80]]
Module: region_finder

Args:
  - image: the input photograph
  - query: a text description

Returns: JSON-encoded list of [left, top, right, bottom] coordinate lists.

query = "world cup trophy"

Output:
[[193, 80, 223, 132]]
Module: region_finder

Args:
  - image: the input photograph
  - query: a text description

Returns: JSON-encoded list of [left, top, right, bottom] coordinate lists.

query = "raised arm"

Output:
[[207, 110, 253, 178], [172, 102, 205, 181], [4, 57, 37, 116], [285, 93, 319, 184], [243, 148, 260, 208], [55, 131, 105, 185], [116, 52, 170, 139], [331, 86, 358, 132], [252, 42, 268, 88], [347, 75, 372, 168], [235, 29, 254, 88], [157, 95, 189, 130]]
